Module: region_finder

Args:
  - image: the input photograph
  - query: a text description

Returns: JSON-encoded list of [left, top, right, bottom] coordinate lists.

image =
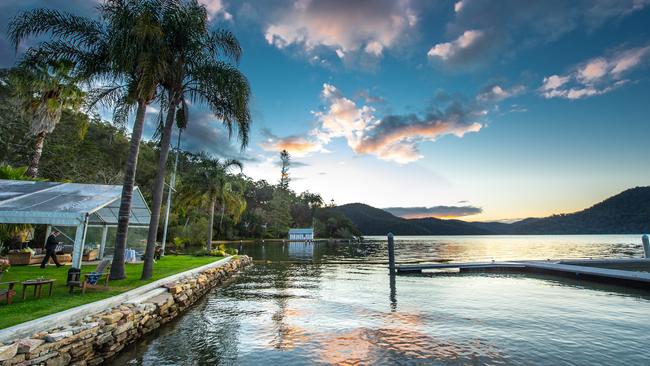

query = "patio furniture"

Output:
[[21, 279, 55, 300], [67, 260, 111, 294], [0, 281, 17, 305]]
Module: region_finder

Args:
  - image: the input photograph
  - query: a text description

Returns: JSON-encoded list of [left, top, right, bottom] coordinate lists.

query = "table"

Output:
[[21, 279, 55, 300]]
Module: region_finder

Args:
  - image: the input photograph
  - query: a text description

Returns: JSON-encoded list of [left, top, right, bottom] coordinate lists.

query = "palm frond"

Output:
[[8, 8, 106, 51]]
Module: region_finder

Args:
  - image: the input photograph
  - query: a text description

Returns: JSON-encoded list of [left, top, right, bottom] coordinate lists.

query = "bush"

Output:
[[225, 247, 238, 255], [193, 248, 209, 257], [209, 249, 226, 257]]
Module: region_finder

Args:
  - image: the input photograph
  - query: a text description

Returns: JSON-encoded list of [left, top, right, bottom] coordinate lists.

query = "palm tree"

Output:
[[9, 61, 85, 178], [141, 0, 251, 279], [180, 156, 242, 251], [9, 0, 170, 279]]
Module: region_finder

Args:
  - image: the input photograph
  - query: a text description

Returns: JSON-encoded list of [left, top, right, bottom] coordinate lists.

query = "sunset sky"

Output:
[[2, 0, 650, 221]]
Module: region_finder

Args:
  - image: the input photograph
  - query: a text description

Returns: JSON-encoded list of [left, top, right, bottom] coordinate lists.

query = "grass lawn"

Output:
[[0, 255, 223, 330]]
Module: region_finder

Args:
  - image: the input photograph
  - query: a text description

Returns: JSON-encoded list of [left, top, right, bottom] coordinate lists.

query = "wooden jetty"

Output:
[[397, 258, 650, 289]]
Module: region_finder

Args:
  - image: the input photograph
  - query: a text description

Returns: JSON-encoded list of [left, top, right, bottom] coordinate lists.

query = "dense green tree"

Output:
[[180, 156, 242, 250], [267, 190, 292, 238], [8, 61, 85, 178]]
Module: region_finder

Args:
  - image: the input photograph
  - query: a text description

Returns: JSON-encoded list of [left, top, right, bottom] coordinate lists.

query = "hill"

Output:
[[335, 187, 650, 235], [334, 203, 492, 235], [507, 186, 650, 234]]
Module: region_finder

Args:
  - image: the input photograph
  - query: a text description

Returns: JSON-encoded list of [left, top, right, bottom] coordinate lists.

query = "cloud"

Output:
[[198, 0, 233, 21], [454, 1, 465, 13], [352, 111, 482, 164], [259, 81, 523, 164], [438, 0, 650, 68], [180, 110, 256, 162], [383, 205, 483, 219], [427, 29, 488, 63], [476, 84, 525, 102], [540, 45, 650, 99], [426, 28, 504, 68], [264, 0, 416, 59], [354, 89, 386, 104], [259, 128, 326, 157]]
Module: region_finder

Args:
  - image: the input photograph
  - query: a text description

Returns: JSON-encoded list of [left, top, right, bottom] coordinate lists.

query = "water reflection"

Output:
[[110, 235, 650, 365], [233, 235, 644, 264]]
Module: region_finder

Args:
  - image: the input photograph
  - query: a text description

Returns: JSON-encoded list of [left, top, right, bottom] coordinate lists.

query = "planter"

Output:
[[6, 252, 33, 266]]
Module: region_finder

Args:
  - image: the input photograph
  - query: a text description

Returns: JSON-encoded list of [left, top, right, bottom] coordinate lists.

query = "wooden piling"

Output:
[[387, 232, 395, 276]]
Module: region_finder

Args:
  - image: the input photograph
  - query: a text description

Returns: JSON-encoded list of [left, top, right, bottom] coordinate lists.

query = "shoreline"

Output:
[[0, 256, 253, 365]]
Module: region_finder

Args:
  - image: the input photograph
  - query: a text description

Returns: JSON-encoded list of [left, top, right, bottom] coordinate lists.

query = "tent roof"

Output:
[[0, 179, 151, 227]]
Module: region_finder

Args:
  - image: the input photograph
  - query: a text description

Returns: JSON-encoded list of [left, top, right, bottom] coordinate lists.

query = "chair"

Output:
[[0, 281, 17, 304], [67, 260, 111, 294]]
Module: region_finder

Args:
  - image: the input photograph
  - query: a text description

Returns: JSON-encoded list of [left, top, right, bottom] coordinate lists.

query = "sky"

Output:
[[2, 0, 650, 221]]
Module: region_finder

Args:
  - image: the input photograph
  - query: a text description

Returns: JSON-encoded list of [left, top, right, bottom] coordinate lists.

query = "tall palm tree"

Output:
[[9, 0, 170, 279], [141, 0, 251, 279], [9, 61, 85, 178], [180, 156, 242, 251]]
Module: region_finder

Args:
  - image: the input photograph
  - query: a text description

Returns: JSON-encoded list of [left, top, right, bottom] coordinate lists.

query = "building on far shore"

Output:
[[288, 228, 314, 241]]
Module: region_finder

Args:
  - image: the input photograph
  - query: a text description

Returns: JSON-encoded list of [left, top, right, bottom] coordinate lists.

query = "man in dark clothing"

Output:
[[41, 230, 63, 268]]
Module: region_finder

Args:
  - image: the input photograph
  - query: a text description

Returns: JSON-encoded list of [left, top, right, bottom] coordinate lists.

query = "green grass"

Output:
[[0, 255, 223, 329]]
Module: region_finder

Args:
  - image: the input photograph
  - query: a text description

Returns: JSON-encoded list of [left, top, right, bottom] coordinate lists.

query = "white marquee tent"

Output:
[[0, 179, 151, 268]]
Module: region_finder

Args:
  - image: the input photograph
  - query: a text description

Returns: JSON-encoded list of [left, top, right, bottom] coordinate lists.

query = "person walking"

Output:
[[41, 230, 63, 268]]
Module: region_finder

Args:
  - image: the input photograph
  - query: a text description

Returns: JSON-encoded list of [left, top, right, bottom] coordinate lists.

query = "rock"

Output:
[[168, 285, 183, 294], [2, 353, 25, 365], [95, 333, 114, 346], [147, 293, 174, 312], [16, 339, 44, 354], [45, 352, 71, 366], [26, 351, 57, 364], [45, 331, 73, 343], [112, 321, 132, 336], [101, 312, 123, 325], [0, 343, 18, 361]]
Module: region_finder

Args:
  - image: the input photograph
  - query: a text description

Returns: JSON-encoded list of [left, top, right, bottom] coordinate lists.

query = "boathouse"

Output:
[[288, 228, 314, 241]]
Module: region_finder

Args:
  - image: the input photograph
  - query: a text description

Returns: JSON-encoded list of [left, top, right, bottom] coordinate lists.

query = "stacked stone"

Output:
[[0, 256, 252, 366]]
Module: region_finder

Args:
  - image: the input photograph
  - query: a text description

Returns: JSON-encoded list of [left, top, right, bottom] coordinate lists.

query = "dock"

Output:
[[396, 258, 650, 289]]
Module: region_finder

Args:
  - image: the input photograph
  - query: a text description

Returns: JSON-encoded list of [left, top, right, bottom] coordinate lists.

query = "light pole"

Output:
[[161, 127, 183, 255]]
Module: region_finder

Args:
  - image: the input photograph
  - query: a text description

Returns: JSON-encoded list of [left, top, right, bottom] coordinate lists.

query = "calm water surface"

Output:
[[111, 235, 650, 365]]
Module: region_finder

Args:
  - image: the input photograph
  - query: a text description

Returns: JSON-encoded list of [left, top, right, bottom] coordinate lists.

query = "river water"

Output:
[[111, 235, 650, 365]]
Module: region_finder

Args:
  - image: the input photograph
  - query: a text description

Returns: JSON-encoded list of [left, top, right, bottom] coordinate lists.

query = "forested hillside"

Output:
[[337, 187, 650, 235]]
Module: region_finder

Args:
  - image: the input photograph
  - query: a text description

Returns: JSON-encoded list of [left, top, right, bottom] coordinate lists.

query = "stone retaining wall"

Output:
[[0, 256, 252, 366]]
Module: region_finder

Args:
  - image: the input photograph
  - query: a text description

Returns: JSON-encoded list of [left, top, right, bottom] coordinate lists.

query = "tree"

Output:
[[8, 61, 85, 178], [142, 0, 251, 279], [268, 189, 292, 238], [279, 149, 290, 190], [180, 155, 242, 250], [9, 0, 170, 279]]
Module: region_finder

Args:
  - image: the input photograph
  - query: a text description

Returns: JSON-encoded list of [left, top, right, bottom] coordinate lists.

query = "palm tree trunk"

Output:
[[142, 95, 178, 280], [109, 100, 148, 280], [26, 131, 47, 178], [218, 204, 225, 237], [207, 196, 216, 251]]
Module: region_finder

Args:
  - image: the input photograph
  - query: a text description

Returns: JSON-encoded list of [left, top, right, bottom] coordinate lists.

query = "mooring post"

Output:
[[642, 235, 650, 258], [388, 232, 396, 275]]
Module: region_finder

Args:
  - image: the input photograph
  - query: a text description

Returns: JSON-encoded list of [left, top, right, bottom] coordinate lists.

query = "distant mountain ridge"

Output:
[[334, 186, 650, 235]]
